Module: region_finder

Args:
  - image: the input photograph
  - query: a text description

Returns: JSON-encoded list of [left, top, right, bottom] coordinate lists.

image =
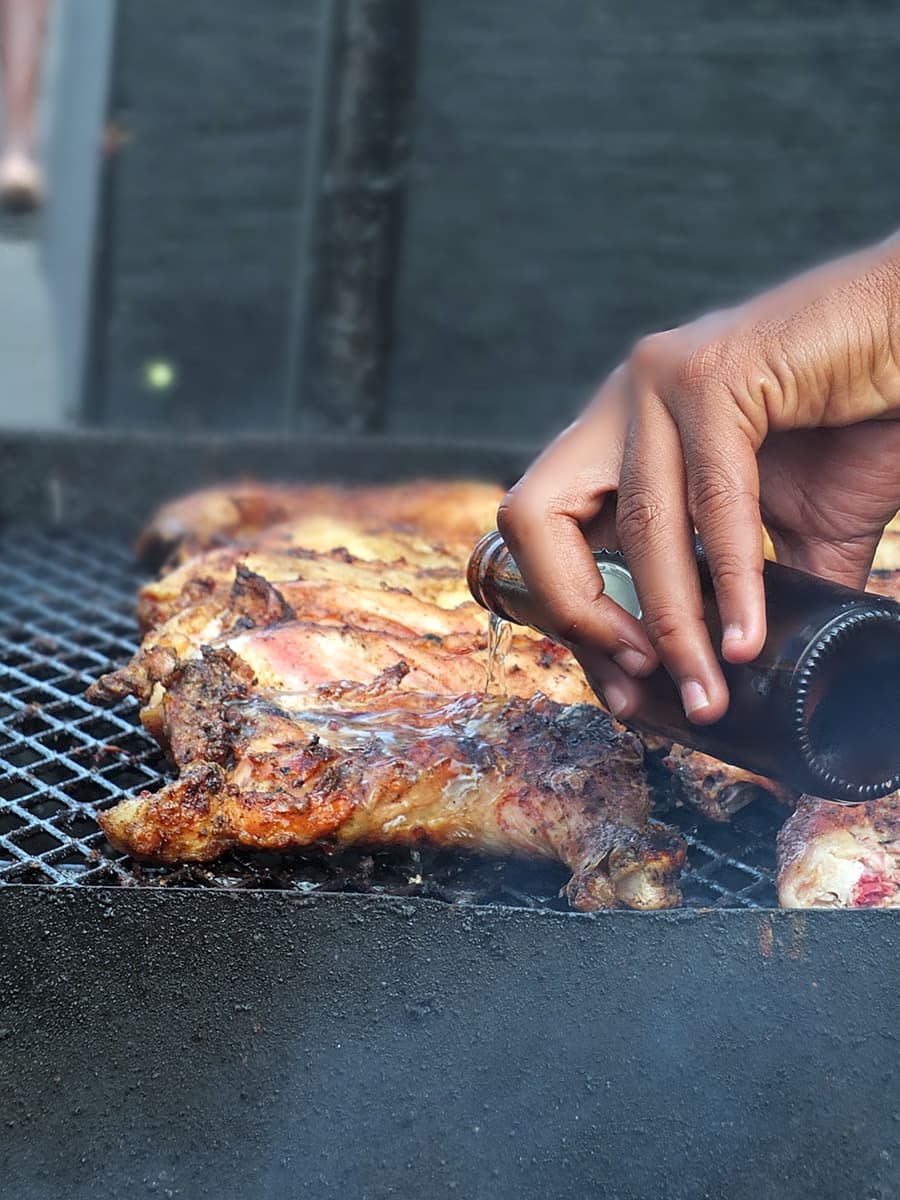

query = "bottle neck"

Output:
[[468, 532, 640, 629], [467, 531, 549, 629]]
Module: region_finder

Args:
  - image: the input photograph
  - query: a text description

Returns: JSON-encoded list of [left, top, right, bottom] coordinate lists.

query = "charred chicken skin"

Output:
[[100, 652, 685, 911], [658, 745, 795, 822]]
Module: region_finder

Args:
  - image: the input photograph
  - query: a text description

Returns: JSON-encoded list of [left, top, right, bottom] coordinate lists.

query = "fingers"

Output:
[[496, 375, 658, 697], [581, 493, 620, 554], [616, 392, 729, 724], [572, 650, 646, 722], [500, 337, 775, 729], [498, 472, 656, 684], [676, 409, 767, 664]]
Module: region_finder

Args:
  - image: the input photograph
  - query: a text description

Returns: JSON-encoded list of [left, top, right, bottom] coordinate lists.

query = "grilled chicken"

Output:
[[137, 536, 474, 632], [658, 746, 795, 821], [113, 501, 799, 825], [99, 651, 686, 910], [777, 792, 900, 908], [136, 480, 505, 569]]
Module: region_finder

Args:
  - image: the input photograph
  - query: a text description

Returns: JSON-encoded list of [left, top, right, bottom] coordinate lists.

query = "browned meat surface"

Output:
[[777, 792, 900, 908], [137, 535, 473, 632], [136, 480, 505, 569], [660, 745, 795, 822], [99, 651, 685, 910], [96, 484, 598, 716], [92, 559, 596, 714]]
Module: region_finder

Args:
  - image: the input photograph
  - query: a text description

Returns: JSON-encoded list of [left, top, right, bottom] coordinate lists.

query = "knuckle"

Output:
[[677, 341, 737, 396], [549, 468, 608, 517], [708, 550, 757, 588], [629, 331, 671, 378], [688, 460, 741, 514], [641, 605, 685, 650], [496, 487, 535, 544], [616, 485, 666, 544]]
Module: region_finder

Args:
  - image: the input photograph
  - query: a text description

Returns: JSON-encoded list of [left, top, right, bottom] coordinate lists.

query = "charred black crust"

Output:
[[225, 566, 296, 632], [164, 647, 257, 770]]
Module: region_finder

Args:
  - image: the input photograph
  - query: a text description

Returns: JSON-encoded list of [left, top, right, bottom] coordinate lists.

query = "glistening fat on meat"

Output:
[[98, 650, 686, 911]]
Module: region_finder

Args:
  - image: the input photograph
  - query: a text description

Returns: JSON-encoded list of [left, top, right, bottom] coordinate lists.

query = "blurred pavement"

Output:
[[0, 0, 58, 430], [0, 0, 113, 430], [0, 221, 57, 428]]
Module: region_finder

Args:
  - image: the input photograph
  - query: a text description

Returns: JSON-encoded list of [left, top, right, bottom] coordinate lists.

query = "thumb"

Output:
[[767, 529, 880, 591]]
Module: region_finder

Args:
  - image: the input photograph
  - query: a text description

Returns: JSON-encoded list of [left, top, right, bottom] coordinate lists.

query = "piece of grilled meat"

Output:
[[777, 793, 900, 909], [99, 651, 685, 910], [91, 558, 598, 714], [90, 480, 691, 909], [108, 503, 795, 825], [136, 480, 505, 569], [136, 529, 475, 633], [659, 745, 795, 822]]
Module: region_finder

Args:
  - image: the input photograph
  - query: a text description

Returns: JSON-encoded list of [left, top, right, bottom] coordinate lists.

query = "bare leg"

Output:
[[0, 0, 50, 210]]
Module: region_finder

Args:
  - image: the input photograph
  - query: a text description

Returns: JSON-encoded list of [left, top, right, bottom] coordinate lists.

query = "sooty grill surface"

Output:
[[0, 529, 780, 908]]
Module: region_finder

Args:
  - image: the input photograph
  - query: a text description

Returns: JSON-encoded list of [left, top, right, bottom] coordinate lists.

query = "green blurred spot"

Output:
[[142, 359, 177, 391]]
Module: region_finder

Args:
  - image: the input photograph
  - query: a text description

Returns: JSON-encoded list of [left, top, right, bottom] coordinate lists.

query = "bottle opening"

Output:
[[798, 613, 900, 801]]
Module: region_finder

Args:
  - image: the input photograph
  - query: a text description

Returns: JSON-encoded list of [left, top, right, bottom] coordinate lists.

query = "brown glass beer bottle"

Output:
[[468, 530, 900, 803]]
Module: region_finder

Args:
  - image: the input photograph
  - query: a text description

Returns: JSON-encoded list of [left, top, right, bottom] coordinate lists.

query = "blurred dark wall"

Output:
[[84, 0, 322, 433], [389, 0, 900, 439], [86, 0, 900, 442]]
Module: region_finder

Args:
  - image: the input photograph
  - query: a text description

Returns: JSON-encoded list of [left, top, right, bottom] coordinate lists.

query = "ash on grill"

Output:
[[0, 529, 779, 908]]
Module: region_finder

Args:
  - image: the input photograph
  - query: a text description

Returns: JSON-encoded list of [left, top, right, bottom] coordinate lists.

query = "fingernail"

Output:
[[601, 681, 629, 718], [681, 679, 710, 716], [722, 623, 745, 652], [613, 647, 647, 677]]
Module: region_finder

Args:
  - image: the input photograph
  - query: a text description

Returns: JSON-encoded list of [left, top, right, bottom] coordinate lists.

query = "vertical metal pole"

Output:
[[286, 0, 420, 433]]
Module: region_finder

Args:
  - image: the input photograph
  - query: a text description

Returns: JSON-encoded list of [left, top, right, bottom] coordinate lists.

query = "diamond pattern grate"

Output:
[[0, 528, 780, 907]]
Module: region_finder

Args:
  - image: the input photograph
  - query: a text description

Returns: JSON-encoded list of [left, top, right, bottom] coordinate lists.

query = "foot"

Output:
[[0, 151, 44, 213]]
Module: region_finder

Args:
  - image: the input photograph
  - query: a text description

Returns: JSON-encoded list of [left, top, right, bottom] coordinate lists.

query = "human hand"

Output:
[[498, 236, 900, 724]]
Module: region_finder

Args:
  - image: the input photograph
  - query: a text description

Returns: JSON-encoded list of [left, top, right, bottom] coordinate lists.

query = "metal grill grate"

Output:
[[0, 528, 780, 908]]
